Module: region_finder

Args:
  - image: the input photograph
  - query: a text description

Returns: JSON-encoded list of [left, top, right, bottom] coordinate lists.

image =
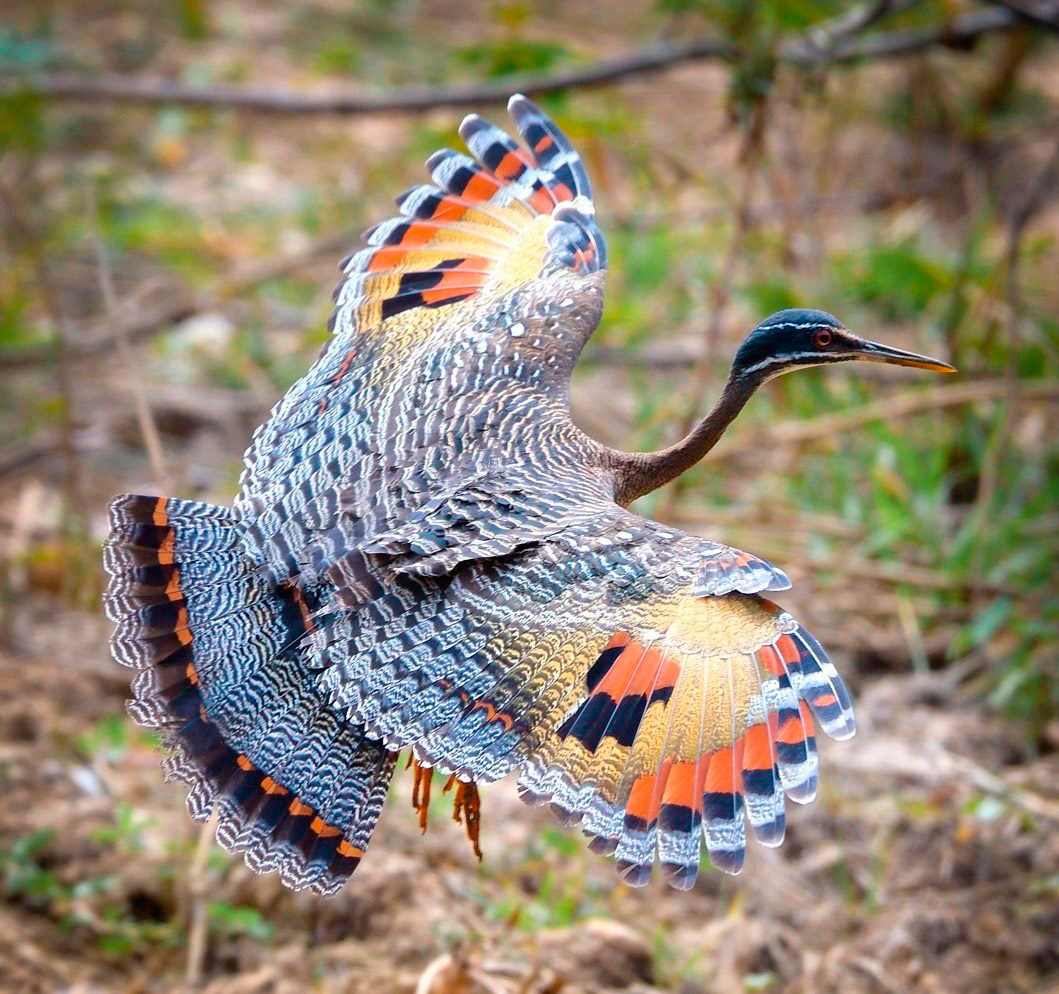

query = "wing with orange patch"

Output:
[[518, 588, 852, 890], [238, 96, 606, 588], [328, 94, 602, 356], [313, 507, 851, 891]]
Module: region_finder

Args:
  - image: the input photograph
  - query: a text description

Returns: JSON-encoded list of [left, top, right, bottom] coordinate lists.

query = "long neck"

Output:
[[611, 373, 756, 506]]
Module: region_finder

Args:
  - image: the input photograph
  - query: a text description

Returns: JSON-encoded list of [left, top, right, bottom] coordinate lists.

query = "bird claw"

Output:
[[408, 754, 433, 833], [407, 755, 483, 861], [444, 775, 483, 862]]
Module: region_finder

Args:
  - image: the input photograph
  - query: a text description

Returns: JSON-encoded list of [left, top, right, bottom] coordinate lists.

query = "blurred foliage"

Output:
[[455, 38, 575, 79], [1, 827, 181, 955], [0, 0, 1054, 745], [206, 900, 273, 942], [481, 825, 610, 931], [0, 0, 1056, 864], [0, 5, 1055, 993]]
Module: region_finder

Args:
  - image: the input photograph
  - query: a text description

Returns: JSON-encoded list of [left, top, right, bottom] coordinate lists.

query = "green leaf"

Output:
[[206, 901, 274, 942]]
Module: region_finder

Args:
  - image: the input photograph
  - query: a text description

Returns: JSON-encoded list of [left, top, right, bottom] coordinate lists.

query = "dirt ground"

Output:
[[0, 584, 1056, 994], [2, 2, 1059, 993]]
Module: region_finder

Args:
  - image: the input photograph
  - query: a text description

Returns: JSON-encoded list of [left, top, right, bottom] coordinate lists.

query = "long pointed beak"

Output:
[[854, 339, 956, 373]]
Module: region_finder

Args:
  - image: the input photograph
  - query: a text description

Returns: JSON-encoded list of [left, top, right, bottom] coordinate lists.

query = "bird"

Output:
[[103, 95, 954, 895]]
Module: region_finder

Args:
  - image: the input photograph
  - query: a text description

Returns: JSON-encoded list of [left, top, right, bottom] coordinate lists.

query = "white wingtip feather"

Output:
[[458, 114, 482, 140]]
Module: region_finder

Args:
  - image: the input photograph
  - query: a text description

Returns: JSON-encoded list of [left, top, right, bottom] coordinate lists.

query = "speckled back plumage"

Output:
[[103, 96, 854, 896]]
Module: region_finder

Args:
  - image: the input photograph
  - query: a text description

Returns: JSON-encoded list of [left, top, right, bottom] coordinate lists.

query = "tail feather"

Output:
[[104, 494, 394, 895]]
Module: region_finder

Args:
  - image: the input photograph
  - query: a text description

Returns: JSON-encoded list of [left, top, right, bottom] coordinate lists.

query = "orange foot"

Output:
[[406, 754, 482, 861]]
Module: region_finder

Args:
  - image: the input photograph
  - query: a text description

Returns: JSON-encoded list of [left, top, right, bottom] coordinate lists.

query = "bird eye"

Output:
[[814, 330, 833, 348]]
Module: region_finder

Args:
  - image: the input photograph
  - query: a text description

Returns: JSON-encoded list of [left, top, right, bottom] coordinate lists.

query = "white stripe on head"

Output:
[[739, 351, 821, 376], [738, 351, 855, 380]]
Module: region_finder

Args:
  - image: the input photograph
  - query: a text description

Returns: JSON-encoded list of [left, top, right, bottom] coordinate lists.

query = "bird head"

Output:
[[732, 308, 955, 384]]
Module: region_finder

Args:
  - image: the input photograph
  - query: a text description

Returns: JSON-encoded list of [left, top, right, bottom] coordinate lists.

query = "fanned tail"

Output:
[[103, 494, 394, 895]]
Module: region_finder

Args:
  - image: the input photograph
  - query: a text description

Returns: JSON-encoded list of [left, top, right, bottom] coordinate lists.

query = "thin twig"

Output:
[[84, 182, 172, 491], [834, 732, 1059, 825], [184, 811, 218, 987], [831, 553, 1024, 598], [811, 6, 1019, 61], [709, 378, 1059, 463], [0, 437, 70, 479], [895, 593, 930, 672], [0, 230, 352, 370], [978, 132, 1059, 503], [953, 755, 1059, 825], [0, 179, 82, 525], [849, 957, 905, 994], [787, 0, 917, 62], [0, 8, 1023, 116]]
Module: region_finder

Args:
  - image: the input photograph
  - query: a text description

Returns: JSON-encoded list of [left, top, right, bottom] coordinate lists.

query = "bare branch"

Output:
[[0, 9, 1024, 116], [0, 230, 351, 370], [0, 38, 733, 114], [801, 6, 1020, 62], [710, 379, 1059, 463], [985, 0, 1059, 31], [85, 183, 172, 492], [0, 179, 83, 522], [784, 0, 918, 62]]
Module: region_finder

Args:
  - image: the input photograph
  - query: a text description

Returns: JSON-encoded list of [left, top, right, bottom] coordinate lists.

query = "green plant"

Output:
[[1, 829, 181, 955], [207, 900, 274, 942]]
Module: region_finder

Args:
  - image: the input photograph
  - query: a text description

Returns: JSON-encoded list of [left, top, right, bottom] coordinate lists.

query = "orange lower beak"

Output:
[[856, 340, 956, 373]]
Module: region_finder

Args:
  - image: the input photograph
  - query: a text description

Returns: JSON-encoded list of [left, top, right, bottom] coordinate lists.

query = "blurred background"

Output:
[[1, 2, 1057, 993]]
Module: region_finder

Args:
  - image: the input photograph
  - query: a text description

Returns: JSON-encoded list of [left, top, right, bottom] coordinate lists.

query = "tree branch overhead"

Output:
[[0, 8, 1030, 116]]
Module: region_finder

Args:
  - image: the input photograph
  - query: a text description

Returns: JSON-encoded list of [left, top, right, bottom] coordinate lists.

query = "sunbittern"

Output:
[[104, 97, 954, 894]]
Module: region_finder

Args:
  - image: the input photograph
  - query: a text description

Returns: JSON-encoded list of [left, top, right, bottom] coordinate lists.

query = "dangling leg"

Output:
[[405, 755, 482, 860], [407, 754, 434, 833], [444, 775, 482, 861]]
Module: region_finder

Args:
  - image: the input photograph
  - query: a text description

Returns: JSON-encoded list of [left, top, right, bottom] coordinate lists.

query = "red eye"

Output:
[[814, 330, 833, 348]]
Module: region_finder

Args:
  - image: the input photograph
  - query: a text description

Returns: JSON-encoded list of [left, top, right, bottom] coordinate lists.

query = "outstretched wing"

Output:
[[226, 96, 856, 890], [235, 96, 606, 585], [313, 507, 854, 890]]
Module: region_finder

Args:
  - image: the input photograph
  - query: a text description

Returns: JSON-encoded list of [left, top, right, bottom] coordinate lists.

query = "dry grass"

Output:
[[1, 2, 1057, 992], [0, 631, 1056, 993]]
